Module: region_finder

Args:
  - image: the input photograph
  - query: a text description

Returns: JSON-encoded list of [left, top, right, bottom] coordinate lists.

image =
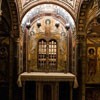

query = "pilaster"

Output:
[[76, 33, 86, 100], [9, 33, 14, 100]]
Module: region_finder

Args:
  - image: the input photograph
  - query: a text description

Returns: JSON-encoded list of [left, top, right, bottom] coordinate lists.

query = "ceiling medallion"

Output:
[[45, 19, 51, 25]]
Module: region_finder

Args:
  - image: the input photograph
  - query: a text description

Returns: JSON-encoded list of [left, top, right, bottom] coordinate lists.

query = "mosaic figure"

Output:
[[87, 48, 97, 81]]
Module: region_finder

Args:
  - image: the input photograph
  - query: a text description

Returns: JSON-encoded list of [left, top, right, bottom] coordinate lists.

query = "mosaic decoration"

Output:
[[9, 1, 19, 37], [86, 46, 100, 84], [60, 0, 76, 7], [86, 17, 100, 84], [21, 4, 75, 29], [87, 47, 97, 82], [0, 37, 9, 82], [21, 0, 76, 8], [26, 17, 68, 72]]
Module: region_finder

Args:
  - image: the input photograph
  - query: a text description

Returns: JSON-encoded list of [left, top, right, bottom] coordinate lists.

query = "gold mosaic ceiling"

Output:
[[17, 0, 83, 20]]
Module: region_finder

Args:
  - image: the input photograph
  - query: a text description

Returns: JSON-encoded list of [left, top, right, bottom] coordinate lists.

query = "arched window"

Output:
[[38, 39, 57, 71]]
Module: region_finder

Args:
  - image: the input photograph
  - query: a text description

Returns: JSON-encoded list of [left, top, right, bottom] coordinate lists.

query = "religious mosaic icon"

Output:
[[87, 48, 97, 82], [45, 19, 51, 25]]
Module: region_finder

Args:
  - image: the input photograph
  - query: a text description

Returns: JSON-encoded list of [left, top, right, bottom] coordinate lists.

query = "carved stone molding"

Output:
[[76, 34, 86, 42], [9, 1, 19, 38]]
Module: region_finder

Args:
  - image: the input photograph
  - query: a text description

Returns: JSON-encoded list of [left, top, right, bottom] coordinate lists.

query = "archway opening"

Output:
[[21, 3, 76, 73]]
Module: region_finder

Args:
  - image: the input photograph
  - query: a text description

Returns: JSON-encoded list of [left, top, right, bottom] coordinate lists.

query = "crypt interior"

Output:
[[0, 0, 100, 100]]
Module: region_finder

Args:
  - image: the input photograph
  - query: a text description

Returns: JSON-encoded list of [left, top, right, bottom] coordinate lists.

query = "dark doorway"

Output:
[[59, 82, 70, 100], [25, 81, 36, 100], [43, 84, 52, 100]]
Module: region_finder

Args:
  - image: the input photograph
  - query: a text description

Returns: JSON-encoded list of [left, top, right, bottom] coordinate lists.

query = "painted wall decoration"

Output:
[[86, 23, 100, 83], [28, 32, 68, 72], [87, 47, 97, 82], [0, 37, 9, 82], [97, 47, 100, 73], [86, 46, 100, 83], [27, 17, 68, 72]]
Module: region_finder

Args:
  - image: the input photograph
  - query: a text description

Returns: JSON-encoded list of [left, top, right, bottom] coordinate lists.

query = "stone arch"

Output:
[[0, 0, 20, 100], [77, 0, 99, 32], [20, 0, 76, 22], [77, 0, 91, 32], [8, 0, 20, 37]]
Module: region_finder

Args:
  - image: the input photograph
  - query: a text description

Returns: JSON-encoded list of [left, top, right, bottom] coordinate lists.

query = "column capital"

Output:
[[76, 34, 86, 43]]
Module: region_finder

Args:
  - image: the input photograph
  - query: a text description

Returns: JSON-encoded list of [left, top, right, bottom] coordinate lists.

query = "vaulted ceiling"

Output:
[[14, 0, 100, 36], [1, 0, 100, 37], [17, 0, 83, 20], [16, 0, 85, 33]]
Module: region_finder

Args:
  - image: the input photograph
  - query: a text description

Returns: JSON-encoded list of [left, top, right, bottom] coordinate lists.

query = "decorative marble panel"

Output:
[[86, 87, 100, 100]]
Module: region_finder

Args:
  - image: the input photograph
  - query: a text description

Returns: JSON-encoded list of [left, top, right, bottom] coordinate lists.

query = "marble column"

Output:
[[76, 34, 86, 100], [23, 28, 29, 72], [72, 35, 77, 74], [9, 35, 14, 100], [81, 35, 86, 100], [15, 38, 21, 74]]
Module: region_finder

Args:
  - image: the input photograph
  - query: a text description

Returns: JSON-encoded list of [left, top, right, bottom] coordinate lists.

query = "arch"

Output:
[[21, 3, 75, 32], [19, 0, 77, 73], [78, 0, 100, 33], [8, 0, 20, 37], [20, 1, 76, 22], [77, 0, 98, 32], [38, 38, 46, 43]]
